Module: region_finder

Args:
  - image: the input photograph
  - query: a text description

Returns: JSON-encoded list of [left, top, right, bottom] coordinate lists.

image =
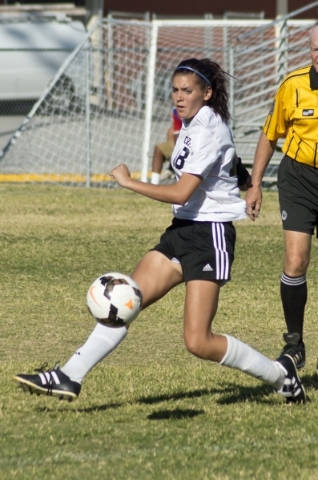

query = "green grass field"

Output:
[[1, 184, 318, 480]]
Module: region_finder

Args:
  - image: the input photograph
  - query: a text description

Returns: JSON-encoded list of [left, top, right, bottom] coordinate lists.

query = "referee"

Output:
[[245, 21, 318, 370]]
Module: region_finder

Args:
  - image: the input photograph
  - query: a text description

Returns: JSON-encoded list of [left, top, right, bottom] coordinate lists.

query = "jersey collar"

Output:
[[310, 65, 318, 90]]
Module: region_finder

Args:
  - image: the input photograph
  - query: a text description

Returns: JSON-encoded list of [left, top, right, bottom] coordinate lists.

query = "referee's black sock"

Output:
[[280, 272, 307, 341]]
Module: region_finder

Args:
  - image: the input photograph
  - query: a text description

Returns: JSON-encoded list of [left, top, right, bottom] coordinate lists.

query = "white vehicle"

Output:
[[0, 18, 87, 106]]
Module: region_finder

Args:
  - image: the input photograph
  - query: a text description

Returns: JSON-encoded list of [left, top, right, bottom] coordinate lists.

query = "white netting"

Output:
[[0, 21, 152, 186], [232, 19, 314, 171], [0, 15, 316, 186]]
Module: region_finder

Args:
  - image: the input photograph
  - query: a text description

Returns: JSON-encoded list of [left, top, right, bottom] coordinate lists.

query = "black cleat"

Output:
[[14, 362, 81, 402], [278, 332, 306, 369], [276, 355, 306, 404]]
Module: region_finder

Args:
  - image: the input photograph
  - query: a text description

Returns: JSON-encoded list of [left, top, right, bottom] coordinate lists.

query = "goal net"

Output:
[[0, 15, 315, 186]]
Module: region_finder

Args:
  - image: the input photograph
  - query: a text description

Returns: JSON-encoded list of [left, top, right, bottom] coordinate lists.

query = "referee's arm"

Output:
[[245, 132, 277, 221]]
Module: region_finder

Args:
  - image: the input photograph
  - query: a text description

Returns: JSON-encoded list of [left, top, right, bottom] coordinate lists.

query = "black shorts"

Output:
[[152, 217, 236, 283], [278, 155, 318, 235]]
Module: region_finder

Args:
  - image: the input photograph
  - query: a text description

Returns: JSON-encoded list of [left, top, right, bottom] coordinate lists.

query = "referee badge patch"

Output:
[[281, 210, 288, 221], [302, 109, 314, 116]]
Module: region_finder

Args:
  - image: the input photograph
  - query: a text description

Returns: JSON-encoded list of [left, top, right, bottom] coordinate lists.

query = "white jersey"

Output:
[[171, 106, 247, 222]]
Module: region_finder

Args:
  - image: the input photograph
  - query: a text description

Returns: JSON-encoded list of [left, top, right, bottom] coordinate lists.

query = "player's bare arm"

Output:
[[245, 132, 277, 221], [109, 163, 132, 185], [110, 165, 202, 205]]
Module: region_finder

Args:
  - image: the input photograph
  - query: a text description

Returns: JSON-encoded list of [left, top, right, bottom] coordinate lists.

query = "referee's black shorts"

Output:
[[278, 155, 318, 235], [152, 217, 236, 283]]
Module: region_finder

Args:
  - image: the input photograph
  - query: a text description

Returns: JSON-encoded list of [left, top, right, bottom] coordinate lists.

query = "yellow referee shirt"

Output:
[[263, 65, 318, 167]]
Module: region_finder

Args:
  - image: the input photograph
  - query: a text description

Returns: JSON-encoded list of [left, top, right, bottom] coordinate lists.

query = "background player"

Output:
[[150, 107, 182, 185]]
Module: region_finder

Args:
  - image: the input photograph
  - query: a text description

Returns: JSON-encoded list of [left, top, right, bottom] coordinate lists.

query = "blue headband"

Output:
[[175, 66, 212, 87]]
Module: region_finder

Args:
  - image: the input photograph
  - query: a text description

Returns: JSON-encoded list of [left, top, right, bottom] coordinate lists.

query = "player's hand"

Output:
[[244, 185, 262, 221], [110, 164, 131, 187]]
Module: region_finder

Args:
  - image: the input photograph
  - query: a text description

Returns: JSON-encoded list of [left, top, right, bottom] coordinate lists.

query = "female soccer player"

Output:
[[14, 58, 305, 403]]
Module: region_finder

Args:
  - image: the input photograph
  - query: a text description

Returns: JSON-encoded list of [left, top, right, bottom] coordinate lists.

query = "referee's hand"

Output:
[[245, 185, 262, 221]]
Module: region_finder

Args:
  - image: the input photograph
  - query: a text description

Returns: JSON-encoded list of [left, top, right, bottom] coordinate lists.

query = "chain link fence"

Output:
[[0, 3, 317, 186]]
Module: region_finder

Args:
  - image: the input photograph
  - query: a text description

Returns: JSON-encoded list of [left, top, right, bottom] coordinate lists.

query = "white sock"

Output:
[[220, 334, 285, 389], [61, 323, 127, 384], [151, 172, 160, 185]]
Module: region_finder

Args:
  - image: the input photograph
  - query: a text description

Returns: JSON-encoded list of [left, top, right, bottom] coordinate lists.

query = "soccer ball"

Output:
[[87, 272, 142, 327]]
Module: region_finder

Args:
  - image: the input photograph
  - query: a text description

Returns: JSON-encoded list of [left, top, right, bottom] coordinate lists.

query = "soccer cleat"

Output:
[[14, 362, 81, 402], [278, 332, 306, 369], [276, 354, 306, 404]]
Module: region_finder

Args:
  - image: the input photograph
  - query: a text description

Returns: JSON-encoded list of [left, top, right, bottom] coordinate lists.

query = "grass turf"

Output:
[[1, 184, 318, 480]]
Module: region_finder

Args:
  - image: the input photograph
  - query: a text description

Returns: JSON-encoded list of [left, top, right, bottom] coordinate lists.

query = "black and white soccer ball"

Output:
[[87, 272, 142, 327]]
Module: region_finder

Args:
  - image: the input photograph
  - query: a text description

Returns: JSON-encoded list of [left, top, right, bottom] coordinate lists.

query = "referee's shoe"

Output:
[[276, 355, 306, 404], [278, 332, 306, 369], [14, 362, 81, 401]]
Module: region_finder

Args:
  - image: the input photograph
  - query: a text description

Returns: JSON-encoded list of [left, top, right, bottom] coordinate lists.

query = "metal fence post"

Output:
[[229, 46, 234, 130], [141, 21, 158, 183], [85, 46, 91, 188]]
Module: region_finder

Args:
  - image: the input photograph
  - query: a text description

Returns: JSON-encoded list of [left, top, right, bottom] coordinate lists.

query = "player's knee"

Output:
[[184, 333, 208, 359], [285, 252, 309, 275]]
